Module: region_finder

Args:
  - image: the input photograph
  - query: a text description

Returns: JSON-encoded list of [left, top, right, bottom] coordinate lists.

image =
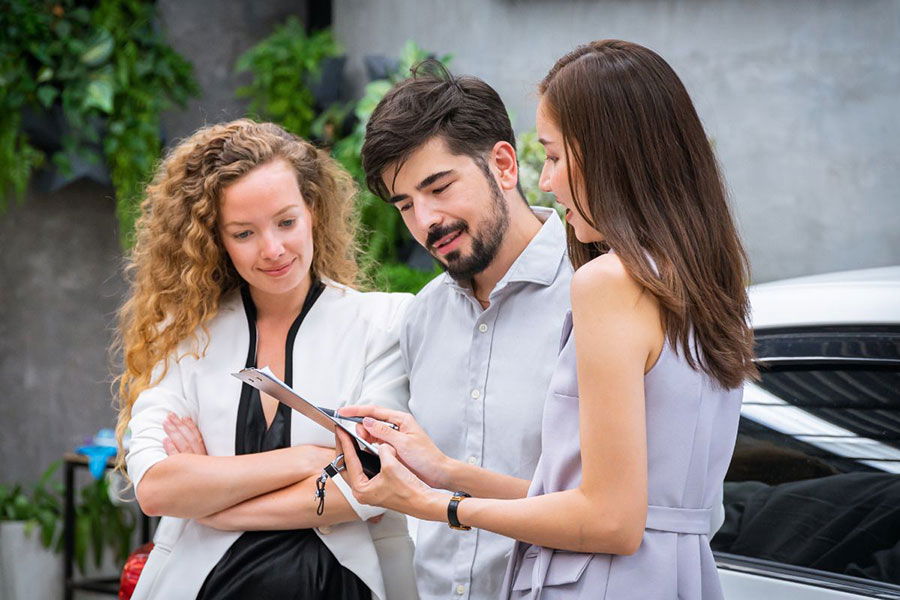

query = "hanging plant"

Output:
[[0, 0, 199, 245], [235, 16, 341, 139]]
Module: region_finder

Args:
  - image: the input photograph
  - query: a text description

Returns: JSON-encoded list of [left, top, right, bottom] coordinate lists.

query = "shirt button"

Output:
[[478, 323, 488, 333], [470, 389, 481, 399], [456, 584, 466, 595], [467, 456, 477, 464]]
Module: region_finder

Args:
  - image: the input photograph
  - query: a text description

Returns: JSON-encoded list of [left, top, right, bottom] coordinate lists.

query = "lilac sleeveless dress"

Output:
[[500, 309, 743, 599]]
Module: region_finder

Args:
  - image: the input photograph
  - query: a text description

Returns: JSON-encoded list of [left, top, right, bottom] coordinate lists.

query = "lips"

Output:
[[427, 223, 467, 256], [259, 258, 295, 276], [433, 230, 463, 253]]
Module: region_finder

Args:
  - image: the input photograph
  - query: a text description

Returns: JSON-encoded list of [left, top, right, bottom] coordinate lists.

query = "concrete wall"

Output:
[[0, 181, 125, 487], [334, 0, 900, 282]]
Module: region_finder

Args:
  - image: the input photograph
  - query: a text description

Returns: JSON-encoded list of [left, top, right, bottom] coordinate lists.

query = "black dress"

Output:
[[196, 282, 371, 600]]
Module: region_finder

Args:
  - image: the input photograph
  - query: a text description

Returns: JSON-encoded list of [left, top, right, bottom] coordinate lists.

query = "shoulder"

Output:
[[165, 289, 245, 364], [399, 272, 451, 321], [413, 271, 450, 300], [571, 252, 643, 308], [320, 281, 413, 329]]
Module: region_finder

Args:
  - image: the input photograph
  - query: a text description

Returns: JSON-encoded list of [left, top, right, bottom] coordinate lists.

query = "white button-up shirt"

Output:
[[393, 208, 572, 600]]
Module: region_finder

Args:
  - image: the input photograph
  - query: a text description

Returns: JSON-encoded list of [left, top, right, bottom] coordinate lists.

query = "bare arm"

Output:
[[339, 255, 659, 555], [339, 406, 530, 499], [157, 414, 363, 529], [137, 414, 334, 519], [197, 475, 359, 531], [137, 446, 332, 519]]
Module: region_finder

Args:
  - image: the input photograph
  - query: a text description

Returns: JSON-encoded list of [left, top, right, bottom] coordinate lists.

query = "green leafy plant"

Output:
[[0, 462, 136, 574], [517, 130, 563, 216], [236, 16, 341, 139], [72, 472, 136, 573], [0, 463, 64, 550], [0, 0, 199, 243]]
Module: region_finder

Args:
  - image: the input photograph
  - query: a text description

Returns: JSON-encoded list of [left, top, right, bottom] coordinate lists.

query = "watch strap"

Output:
[[447, 491, 471, 530]]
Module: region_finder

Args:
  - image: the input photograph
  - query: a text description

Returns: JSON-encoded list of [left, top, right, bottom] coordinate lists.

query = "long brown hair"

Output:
[[114, 119, 359, 470], [540, 40, 756, 389]]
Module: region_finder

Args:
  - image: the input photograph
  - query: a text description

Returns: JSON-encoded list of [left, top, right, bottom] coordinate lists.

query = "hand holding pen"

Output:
[[318, 406, 399, 430], [335, 405, 454, 490]]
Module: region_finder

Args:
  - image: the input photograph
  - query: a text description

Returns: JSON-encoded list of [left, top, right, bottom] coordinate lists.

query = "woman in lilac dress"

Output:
[[338, 40, 757, 599]]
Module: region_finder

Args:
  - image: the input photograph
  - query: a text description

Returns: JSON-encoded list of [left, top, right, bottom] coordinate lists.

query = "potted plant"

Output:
[[0, 462, 138, 599], [0, 463, 64, 600]]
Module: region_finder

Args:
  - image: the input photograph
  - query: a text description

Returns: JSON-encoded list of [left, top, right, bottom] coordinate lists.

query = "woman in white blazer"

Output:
[[114, 119, 417, 600]]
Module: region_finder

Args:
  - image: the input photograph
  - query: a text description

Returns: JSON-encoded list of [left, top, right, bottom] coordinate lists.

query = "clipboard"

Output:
[[232, 367, 381, 477]]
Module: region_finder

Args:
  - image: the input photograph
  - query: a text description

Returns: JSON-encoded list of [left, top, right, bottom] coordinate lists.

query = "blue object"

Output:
[[76, 445, 118, 480]]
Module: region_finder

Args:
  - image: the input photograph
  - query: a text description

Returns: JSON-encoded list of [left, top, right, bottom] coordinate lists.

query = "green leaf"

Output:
[[36, 85, 58, 108], [83, 76, 114, 114], [36, 66, 54, 83], [80, 30, 114, 67], [53, 19, 72, 40]]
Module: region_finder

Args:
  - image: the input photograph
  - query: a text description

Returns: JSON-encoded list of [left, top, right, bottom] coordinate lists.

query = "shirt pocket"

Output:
[[511, 547, 595, 591]]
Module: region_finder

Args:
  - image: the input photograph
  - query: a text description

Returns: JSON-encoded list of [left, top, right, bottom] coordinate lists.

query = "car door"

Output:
[[714, 325, 900, 599]]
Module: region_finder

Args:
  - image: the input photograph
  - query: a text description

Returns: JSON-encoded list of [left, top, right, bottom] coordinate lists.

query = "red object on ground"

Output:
[[118, 542, 154, 600]]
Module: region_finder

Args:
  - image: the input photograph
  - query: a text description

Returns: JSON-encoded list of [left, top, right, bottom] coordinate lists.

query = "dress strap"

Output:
[[645, 505, 712, 535]]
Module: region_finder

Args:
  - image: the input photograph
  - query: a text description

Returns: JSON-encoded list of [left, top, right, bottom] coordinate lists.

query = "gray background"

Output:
[[2, 0, 898, 487]]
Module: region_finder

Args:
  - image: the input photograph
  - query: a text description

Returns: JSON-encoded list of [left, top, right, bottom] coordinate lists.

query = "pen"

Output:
[[318, 407, 400, 430]]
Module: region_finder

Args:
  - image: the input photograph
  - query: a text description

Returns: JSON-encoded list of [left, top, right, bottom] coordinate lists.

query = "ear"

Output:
[[489, 141, 519, 192]]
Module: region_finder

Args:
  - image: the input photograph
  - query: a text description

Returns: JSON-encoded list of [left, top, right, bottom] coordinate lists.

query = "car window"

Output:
[[712, 325, 900, 589]]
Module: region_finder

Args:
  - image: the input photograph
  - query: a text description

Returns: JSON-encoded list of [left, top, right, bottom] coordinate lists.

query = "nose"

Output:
[[259, 230, 285, 260], [413, 199, 443, 232], [539, 161, 553, 194]]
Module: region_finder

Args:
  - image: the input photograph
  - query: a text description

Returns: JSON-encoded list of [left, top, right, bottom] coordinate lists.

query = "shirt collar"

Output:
[[443, 206, 568, 295]]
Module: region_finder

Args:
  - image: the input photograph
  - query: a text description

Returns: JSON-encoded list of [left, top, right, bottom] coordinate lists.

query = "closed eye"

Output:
[[433, 183, 451, 194]]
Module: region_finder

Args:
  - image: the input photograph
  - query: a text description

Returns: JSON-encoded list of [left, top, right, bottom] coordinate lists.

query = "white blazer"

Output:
[[126, 283, 418, 600]]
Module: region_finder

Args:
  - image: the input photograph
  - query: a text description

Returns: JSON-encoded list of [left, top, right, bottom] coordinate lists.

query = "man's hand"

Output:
[[163, 413, 207, 456], [338, 405, 453, 490]]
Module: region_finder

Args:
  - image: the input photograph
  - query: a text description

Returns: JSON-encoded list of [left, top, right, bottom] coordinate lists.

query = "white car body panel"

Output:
[[721, 570, 882, 599]]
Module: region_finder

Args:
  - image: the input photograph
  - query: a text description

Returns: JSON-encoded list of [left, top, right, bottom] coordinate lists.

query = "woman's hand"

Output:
[[338, 405, 453, 489], [335, 428, 446, 522], [163, 413, 207, 456]]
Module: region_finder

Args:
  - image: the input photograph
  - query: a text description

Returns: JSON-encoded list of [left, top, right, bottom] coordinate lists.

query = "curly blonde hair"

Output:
[[114, 119, 360, 470]]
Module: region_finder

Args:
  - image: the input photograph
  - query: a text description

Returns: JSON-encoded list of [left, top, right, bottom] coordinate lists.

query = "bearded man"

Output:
[[360, 63, 572, 600]]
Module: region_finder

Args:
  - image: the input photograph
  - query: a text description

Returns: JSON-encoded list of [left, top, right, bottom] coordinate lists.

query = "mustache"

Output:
[[426, 221, 467, 249]]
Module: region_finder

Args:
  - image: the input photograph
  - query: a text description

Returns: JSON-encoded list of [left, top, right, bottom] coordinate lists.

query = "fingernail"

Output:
[[363, 417, 375, 427]]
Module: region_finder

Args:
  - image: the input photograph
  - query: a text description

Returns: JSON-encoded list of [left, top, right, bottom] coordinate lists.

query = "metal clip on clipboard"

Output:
[[231, 367, 382, 478]]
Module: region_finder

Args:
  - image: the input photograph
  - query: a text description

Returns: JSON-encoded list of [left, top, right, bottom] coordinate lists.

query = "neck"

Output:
[[248, 275, 313, 324], [471, 201, 542, 300]]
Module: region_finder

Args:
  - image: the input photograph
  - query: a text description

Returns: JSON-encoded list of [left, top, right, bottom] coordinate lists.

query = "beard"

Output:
[[426, 173, 509, 282]]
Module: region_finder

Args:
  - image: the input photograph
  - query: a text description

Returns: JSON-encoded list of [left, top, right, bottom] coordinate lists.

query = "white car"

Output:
[[715, 266, 900, 599]]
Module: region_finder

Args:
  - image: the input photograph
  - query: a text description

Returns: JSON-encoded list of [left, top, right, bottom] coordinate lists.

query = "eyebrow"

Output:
[[387, 169, 455, 204], [221, 204, 301, 227]]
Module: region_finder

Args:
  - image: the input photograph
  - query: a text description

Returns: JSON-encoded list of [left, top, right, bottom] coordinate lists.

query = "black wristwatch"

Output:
[[447, 491, 471, 530]]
